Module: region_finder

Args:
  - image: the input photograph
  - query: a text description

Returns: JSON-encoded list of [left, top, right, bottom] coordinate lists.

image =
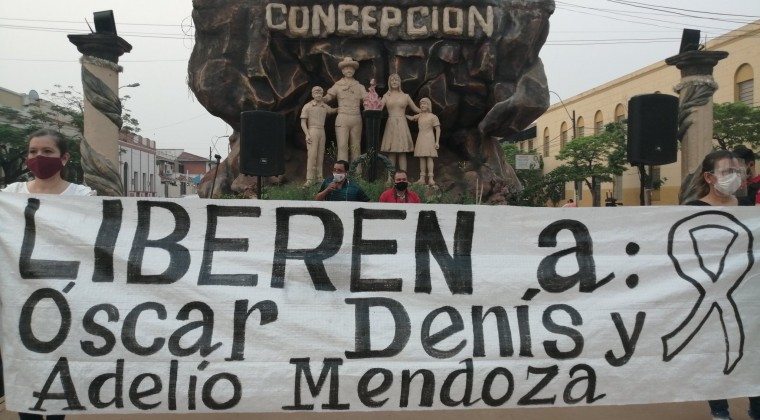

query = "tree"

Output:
[[713, 102, 760, 150], [0, 85, 139, 186], [550, 121, 628, 207], [502, 143, 563, 206], [0, 105, 86, 185], [0, 117, 33, 186]]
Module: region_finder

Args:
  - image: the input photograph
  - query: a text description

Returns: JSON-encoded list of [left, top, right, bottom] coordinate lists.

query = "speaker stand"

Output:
[[637, 163, 653, 206], [363, 110, 383, 182]]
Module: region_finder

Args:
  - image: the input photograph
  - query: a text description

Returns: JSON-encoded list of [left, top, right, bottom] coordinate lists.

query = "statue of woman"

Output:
[[407, 98, 441, 186], [380, 74, 420, 172]]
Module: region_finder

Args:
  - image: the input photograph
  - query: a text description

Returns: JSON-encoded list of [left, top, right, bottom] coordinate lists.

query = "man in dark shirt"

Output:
[[734, 146, 758, 206], [315, 160, 370, 202]]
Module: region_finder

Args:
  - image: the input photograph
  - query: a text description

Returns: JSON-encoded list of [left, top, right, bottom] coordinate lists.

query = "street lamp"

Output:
[[549, 90, 575, 139], [549, 90, 581, 204]]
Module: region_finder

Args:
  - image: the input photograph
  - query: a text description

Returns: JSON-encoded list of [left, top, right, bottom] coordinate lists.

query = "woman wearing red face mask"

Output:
[[1, 129, 93, 420], [1, 129, 95, 196]]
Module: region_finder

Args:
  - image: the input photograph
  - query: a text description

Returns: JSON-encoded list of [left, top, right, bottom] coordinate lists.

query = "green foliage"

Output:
[[0, 122, 34, 185], [713, 102, 760, 150], [39, 86, 85, 132], [260, 182, 321, 200], [0, 100, 84, 185], [256, 178, 475, 204], [501, 143, 560, 206], [550, 121, 627, 207], [0, 85, 140, 186]]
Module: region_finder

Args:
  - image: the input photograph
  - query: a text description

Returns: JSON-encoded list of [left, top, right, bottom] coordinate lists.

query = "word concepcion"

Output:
[[265, 4, 495, 38]]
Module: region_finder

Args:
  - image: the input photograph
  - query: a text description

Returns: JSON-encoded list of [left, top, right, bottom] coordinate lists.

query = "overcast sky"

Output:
[[1, 1, 758, 159]]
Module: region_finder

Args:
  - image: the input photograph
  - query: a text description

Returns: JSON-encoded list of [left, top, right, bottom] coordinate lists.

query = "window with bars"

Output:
[[543, 135, 550, 157], [738, 79, 754, 106], [615, 104, 626, 122], [594, 111, 604, 134]]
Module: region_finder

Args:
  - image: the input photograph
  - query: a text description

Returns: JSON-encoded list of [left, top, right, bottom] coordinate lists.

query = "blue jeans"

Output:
[[709, 397, 760, 419]]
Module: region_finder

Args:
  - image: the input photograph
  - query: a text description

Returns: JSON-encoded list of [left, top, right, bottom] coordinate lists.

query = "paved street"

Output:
[[1, 398, 753, 420]]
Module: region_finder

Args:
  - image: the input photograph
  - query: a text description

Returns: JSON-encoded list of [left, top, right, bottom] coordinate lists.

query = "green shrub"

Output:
[[260, 183, 321, 201], [227, 178, 478, 204]]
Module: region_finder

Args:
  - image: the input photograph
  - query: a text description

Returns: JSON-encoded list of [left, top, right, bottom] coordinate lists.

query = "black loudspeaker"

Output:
[[627, 94, 679, 166], [240, 111, 286, 176], [679, 29, 701, 54], [94, 10, 117, 35]]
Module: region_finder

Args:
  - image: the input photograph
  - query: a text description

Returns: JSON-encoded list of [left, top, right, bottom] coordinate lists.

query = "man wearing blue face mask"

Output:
[[315, 160, 370, 202]]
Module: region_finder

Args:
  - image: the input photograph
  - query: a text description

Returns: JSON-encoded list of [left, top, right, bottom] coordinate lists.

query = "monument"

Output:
[[381, 73, 420, 174], [300, 86, 337, 186], [409, 97, 441, 185], [190, 0, 554, 202], [68, 10, 132, 196], [667, 50, 729, 204]]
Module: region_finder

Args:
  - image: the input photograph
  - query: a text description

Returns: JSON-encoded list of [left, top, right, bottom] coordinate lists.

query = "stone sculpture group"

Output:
[[302, 58, 440, 185], [190, 0, 554, 202]]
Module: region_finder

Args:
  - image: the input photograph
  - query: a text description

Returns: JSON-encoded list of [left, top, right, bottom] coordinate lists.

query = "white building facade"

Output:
[[119, 131, 157, 197]]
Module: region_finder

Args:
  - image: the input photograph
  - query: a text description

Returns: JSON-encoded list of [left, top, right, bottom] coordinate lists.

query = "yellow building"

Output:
[[520, 20, 760, 206]]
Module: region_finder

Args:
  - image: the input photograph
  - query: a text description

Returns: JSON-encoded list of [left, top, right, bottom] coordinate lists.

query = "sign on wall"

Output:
[[514, 154, 541, 170], [0, 194, 757, 414]]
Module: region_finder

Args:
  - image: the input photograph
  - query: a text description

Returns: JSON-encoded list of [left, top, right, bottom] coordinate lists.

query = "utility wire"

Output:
[[618, 1, 760, 18], [0, 17, 188, 27], [607, 0, 760, 20], [555, 2, 756, 33]]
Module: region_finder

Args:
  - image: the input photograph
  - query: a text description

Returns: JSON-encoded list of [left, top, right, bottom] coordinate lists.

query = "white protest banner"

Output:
[[0, 194, 758, 415]]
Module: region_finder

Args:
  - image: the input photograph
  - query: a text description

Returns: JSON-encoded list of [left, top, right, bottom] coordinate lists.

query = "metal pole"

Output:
[[209, 154, 221, 198], [572, 110, 577, 139]]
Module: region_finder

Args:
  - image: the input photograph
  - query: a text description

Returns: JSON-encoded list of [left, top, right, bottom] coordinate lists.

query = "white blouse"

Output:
[[1, 182, 97, 196]]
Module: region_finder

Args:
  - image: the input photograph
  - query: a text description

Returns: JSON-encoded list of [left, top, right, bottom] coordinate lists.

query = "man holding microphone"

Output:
[[315, 160, 370, 202]]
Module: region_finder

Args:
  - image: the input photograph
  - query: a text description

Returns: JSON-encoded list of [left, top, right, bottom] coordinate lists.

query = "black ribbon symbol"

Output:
[[662, 210, 754, 374]]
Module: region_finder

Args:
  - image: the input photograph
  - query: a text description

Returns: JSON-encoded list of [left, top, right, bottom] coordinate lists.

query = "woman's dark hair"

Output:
[[696, 149, 735, 198], [28, 129, 68, 155], [27, 129, 69, 179], [733, 145, 755, 164]]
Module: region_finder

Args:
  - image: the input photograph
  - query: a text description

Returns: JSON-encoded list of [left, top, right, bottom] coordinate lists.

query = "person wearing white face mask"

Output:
[[315, 160, 370, 202], [685, 150, 742, 207], [684, 149, 760, 420]]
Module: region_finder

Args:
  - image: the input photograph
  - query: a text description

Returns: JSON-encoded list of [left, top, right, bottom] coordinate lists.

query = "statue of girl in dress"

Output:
[[407, 97, 441, 186], [380, 74, 420, 172]]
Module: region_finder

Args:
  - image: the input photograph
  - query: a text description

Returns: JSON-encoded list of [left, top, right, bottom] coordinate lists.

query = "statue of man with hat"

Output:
[[323, 57, 367, 168]]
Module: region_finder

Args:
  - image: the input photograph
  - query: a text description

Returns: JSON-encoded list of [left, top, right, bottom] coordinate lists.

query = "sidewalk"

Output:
[[0, 399, 753, 420]]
